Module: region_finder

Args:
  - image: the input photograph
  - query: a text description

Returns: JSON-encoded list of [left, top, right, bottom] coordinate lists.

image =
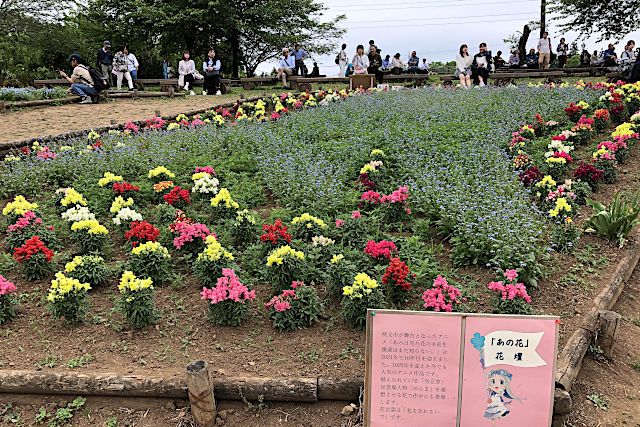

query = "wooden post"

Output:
[[155, 110, 161, 118], [186, 361, 216, 427], [110, 119, 118, 125], [240, 93, 245, 99], [595, 311, 621, 358], [133, 89, 139, 99], [0, 101, 6, 113], [168, 87, 175, 98]]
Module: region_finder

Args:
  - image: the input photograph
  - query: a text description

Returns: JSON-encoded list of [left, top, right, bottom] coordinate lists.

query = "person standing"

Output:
[[96, 41, 113, 85], [338, 44, 348, 77], [277, 48, 295, 88], [202, 49, 221, 95], [455, 44, 473, 88], [537, 32, 552, 69], [178, 50, 198, 95], [352, 45, 369, 75], [472, 42, 492, 86], [292, 44, 308, 76], [113, 46, 134, 91], [60, 54, 98, 104], [556, 38, 568, 68], [125, 47, 139, 81]]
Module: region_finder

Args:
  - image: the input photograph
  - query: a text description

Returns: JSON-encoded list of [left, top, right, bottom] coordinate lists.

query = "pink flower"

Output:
[[351, 211, 361, 219], [504, 269, 518, 281], [200, 268, 256, 304], [0, 275, 17, 297], [422, 275, 462, 312], [364, 240, 397, 260], [195, 166, 216, 176], [173, 222, 214, 249], [335, 219, 345, 227]]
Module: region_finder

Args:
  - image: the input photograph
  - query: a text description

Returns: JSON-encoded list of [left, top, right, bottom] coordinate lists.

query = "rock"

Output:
[[165, 400, 176, 411], [215, 417, 225, 426], [218, 410, 228, 420], [217, 369, 226, 376], [340, 405, 355, 416], [248, 361, 255, 366]]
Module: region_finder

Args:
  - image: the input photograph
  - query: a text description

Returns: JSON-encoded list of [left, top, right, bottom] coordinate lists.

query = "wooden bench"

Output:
[[288, 76, 349, 91], [439, 71, 565, 86], [34, 78, 231, 95], [382, 73, 430, 86], [494, 66, 610, 77], [236, 77, 277, 90]]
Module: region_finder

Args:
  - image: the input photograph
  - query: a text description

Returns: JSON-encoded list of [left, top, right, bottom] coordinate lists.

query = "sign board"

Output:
[[364, 310, 558, 427]]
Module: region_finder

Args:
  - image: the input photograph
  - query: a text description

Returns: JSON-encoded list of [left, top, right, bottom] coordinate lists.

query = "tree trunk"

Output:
[[518, 25, 531, 65], [230, 28, 240, 78]]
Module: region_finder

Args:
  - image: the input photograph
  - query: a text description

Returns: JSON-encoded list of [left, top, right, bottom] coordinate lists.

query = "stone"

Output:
[[340, 405, 355, 416], [218, 410, 228, 420], [165, 400, 176, 411]]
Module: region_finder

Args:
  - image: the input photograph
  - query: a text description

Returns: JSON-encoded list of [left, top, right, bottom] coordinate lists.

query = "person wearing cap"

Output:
[[60, 54, 98, 104], [96, 41, 113, 85]]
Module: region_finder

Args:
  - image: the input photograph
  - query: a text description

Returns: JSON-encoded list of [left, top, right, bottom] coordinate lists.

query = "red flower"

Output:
[[113, 182, 140, 194], [382, 258, 412, 290], [364, 240, 397, 260], [125, 221, 160, 247], [260, 219, 291, 244], [164, 186, 191, 205], [14, 236, 54, 263]]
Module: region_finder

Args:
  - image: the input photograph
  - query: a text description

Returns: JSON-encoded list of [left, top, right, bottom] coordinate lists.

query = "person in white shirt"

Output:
[[390, 53, 404, 75], [352, 44, 369, 75], [537, 32, 552, 69], [455, 44, 473, 88], [620, 40, 636, 72], [419, 58, 430, 74], [178, 50, 201, 95], [112, 45, 134, 91], [124, 47, 139, 81], [338, 43, 348, 77], [277, 48, 295, 87], [202, 49, 222, 95]]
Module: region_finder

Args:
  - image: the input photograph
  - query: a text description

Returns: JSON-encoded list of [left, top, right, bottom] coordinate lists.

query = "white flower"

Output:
[[193, 176, 220, 194], [113, 207, 143, 225], [61, 205, 95, 222]]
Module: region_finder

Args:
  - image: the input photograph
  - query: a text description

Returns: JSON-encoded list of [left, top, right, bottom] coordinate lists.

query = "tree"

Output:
[[550, 0, 640, 42], [78, 0, 345, 78], [504, 22, 539, 64]]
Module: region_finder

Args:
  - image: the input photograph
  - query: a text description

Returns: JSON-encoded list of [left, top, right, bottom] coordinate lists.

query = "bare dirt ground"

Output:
[[0, 91, 264, 143]]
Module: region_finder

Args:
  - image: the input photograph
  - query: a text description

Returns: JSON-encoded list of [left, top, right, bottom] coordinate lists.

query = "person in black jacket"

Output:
[[96, 41, 113, 86], [472, 43, 492, 86], [367, 45, 383, 85]]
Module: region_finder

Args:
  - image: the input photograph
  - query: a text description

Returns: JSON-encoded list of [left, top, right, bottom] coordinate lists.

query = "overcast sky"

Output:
[[258, 0, 639, 75]]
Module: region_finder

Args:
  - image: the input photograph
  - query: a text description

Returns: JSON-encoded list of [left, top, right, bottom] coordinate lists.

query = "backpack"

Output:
[[80, 65, 110, 91], [335, 53, 340, 65]]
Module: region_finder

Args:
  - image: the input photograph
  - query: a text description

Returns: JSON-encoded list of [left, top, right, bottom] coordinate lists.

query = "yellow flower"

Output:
[[110, 196, 134, 213], [234, 209, 256, 226], [331, 254, 344, 264], [360, 164, 375, 174], [192, 172, 211, 182], [370, 149, 385, 157], [71, 220, 108, 235], [344, 273, 378, 300], [210, 188, 240, 209], [132, 242, 170, 258], [291, 213, 326, 228], [2, 195, 38, 216], [118, 270, 153, 292], [197, 236, 234, 262], [47, 272, 91, 302], [98, 172, 123, 187], [60, 188, 87, 207], [148, 166, 175, 179], [266, 245, 304, 267]]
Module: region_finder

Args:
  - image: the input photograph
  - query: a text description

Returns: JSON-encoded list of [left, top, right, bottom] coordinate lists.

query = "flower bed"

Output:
[[0, 87, 68, 102], [0, 82, 639, 381]]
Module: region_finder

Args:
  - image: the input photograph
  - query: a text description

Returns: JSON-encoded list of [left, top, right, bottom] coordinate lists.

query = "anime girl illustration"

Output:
[[471, 333, 525, 425], [484, 368, 524, 423]]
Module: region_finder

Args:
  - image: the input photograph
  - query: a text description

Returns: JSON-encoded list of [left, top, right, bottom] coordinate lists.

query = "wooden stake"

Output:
[[155, 110, 161, 118], [110, 119, 118, 125], [595, 311, 621, 358], [186, 361, 216, 427]]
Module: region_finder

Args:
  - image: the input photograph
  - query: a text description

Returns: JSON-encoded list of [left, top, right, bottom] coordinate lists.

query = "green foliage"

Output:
[[20, 252, 54, 281], [586, 393, 609, 410], [49, 289, 89, 326], [550, 221, 581, 253], [116, 288, 157, 328], [67, 255, 110, 287], [550, 0, 639, 42], [72, 230, 107, 254], [341, 288, 385, 331], [206, 299, 250, 326], [264, 249, 307, 295], [0, 294, 17, 325], [127, 245, 171, 285], [491, 294, 533, 315], [565, 55, 581, 68], [268, 283, 322, 332], [571, 179, 592, 206], [585, 191, 640, 247]]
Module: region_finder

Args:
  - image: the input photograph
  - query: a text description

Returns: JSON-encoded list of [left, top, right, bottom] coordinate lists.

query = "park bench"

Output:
[[439, 71, 565, 86]]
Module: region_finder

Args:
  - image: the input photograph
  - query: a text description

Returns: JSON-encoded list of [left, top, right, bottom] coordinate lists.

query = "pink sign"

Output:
[[459, 316, 557, 427], [366, 312, 463, 426], [365, 310, 558, 427]]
